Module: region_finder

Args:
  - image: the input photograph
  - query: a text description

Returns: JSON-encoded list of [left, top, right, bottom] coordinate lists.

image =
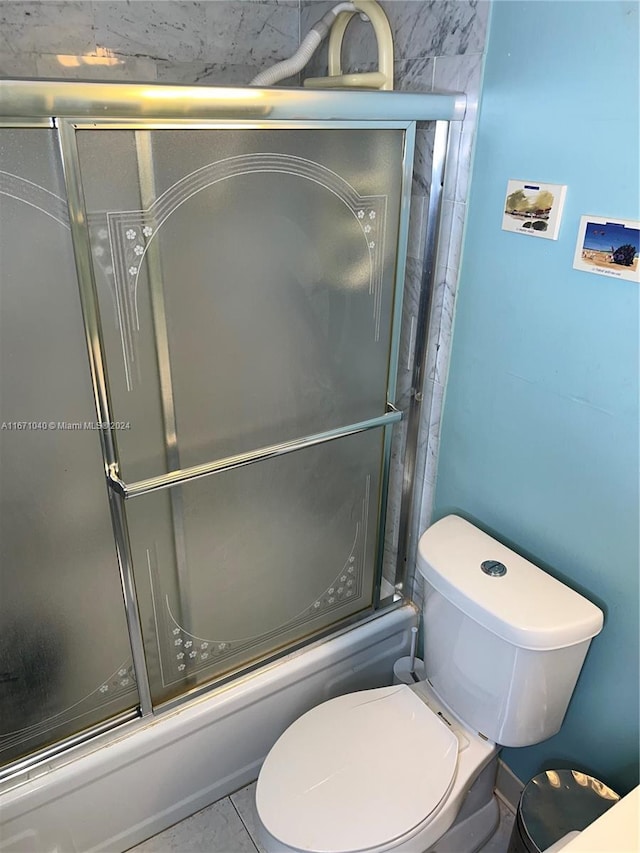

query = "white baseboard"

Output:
[[495, 759, 524, 813]]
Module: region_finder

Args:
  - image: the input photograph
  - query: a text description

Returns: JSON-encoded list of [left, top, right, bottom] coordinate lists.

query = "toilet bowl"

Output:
[[256, 515, 604, 853], [256, 680, 498, 853]]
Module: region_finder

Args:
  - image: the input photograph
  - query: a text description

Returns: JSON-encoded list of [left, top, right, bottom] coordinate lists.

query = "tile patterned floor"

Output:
[[128, 782, 516, 853], [481, 799, 516, 853]]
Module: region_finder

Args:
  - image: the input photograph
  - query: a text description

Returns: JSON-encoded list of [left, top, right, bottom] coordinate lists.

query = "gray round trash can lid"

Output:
[[519, 770, 619, 852]]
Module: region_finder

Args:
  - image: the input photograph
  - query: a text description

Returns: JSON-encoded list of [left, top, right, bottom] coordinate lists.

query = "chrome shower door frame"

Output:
[[0, 81, 463, 780], [57, 112, 417, 718]]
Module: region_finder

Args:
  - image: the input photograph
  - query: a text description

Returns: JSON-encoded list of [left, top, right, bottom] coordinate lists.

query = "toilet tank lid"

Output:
[[417, 516, 603, 651]]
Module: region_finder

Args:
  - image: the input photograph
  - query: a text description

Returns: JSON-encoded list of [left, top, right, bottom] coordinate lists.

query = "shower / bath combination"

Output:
[[0, 73, 465, 850]]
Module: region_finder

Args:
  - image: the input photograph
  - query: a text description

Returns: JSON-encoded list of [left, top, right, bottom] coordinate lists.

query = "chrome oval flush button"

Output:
[[481, 560, 507, 577]]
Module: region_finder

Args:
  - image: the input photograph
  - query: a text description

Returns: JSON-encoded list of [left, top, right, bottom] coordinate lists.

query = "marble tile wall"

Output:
[[0, 1, 300, 84], [410, 16, 488, 605], [1, 0, 489, 606]]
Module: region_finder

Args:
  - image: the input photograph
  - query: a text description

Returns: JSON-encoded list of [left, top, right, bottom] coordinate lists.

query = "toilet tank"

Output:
[[417, 516, 603, 747]]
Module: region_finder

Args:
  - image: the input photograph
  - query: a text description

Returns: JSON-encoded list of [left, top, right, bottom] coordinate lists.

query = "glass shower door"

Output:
[[72, 124, 407, 704], [0, 129, 139, 768]]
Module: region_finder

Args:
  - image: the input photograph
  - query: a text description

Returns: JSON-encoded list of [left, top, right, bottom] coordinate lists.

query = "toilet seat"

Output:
[[256, 685, 459, 853]]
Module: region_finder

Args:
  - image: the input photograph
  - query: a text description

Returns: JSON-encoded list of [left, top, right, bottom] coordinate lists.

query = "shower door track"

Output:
[[0, 80, 463, 783]]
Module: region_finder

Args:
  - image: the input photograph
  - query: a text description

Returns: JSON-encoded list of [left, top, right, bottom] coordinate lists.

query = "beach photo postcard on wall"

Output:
[[501, 179, 567, 240], [573, 216, 640, 284]]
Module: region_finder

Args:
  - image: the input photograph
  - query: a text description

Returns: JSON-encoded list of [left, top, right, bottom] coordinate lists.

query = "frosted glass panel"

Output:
[[70, 124, 406, 706], [125, 430, 383, 704], [76, 128, 404, 481], [0, 130, 138, 767]]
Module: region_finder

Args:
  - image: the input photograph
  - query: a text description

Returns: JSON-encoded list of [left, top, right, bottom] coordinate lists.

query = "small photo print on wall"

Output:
[[573, 216, 640, 283], [501, 179, 567, 240]]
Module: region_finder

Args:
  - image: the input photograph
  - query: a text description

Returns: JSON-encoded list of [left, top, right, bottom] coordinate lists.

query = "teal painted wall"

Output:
[[434, 1, 639, 794]]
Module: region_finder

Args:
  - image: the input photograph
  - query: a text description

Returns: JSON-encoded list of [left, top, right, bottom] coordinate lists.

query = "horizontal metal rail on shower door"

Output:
[[107, 407, 403, 499], [0, 79, 466, 122]]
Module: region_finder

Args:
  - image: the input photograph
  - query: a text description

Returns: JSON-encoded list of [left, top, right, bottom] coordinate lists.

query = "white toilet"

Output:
[[255, 515, 604, 853]]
